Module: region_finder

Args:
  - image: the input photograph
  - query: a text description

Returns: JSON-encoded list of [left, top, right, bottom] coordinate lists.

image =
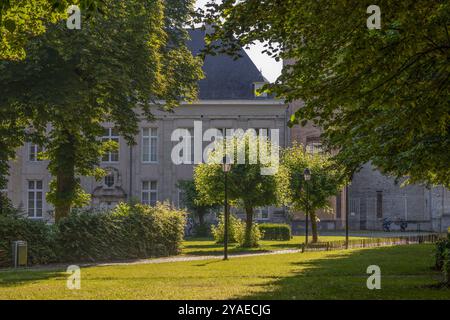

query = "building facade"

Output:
[[5, 28, 449, 232]]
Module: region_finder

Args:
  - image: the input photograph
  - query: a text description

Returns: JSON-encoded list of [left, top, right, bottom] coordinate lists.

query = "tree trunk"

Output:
[[310, 211, 319, 243], [198, 209, 205, 226], [243, 206, 254, 247], [54, 133, 77, 223]]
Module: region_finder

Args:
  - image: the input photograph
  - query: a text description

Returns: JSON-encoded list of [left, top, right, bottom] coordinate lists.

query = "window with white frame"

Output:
[[102, 128, 119, 162], [28, 143, 43, 162], [142, 128, 158, 163], [305, 137, 322, 155], [188, 128, 194, 163], [142, 180, 157, 206], [219, 128, 233, 139], [254, 207, 269, 220], [306, 142, 323, 154], [177, 128, 194, 163], [104, 170, 115, 188], [28, 180, 43, 218], [219, 128, 232, 152], [256, 128, 269, 138]]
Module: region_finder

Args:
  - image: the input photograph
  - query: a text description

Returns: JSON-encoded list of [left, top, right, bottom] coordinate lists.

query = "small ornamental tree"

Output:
[[277, 143, 346, 243], [176, 179, 219, 226], [194, 131, 279, 247]]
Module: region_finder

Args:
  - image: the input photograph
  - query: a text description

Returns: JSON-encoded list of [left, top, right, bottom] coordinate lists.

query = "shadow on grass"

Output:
[[264, 243, 302, 249], [237, 244, 450, 300], [182, 238, 272, 256], [184, 247, 272, 256], [0, 269, 66, 288]]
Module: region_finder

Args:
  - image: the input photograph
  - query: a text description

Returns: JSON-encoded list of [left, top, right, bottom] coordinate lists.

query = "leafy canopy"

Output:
[[194, 132, 279, 211], [0, 0, 105, 60], [201, 0, 450, 187], [177, 179, 219, 221], [276, 143, 346, 215]]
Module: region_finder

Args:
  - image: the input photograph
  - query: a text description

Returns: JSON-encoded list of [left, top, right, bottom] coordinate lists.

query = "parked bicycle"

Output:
[[395, 218, 408, 232], [382, 218, 392, 232]]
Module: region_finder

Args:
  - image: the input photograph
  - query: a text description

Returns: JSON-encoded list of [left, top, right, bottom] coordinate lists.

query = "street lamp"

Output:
[[303, 168, 311, 247], [345, 177, 352, 249], [222, 155, 231, 260]]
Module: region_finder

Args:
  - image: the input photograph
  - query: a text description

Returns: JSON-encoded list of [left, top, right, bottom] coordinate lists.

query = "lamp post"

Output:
[[222, 156, 231, 260], [345, 183, 349, 249], [303, 168, 311, 247]]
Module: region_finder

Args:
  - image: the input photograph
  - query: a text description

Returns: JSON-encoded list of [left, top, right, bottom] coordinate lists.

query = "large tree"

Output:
[[194, 132, 278, 247], [276, 144, 346, 243], [0, 0, 104, 60], [201, 0, 450, 187], [0, 0, 203, 221], [0, 0, 105, 192]]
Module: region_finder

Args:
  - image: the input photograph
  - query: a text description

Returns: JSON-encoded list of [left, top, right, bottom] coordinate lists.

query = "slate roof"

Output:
[[187, 28, 268, 100]]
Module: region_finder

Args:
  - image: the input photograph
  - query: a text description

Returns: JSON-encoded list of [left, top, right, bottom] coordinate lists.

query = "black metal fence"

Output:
[[302, 234, 442, 252]]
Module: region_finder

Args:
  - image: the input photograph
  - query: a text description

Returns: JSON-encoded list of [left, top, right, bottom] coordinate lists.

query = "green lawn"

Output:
[[0, 244, 448, 299], [181, 235, 368, 255]]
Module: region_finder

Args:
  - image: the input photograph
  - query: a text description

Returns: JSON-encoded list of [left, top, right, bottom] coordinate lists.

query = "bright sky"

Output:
[[195, 0, 282, 83]]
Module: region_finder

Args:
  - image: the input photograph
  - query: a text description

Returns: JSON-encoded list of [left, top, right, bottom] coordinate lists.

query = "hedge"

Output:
[[0, 202, 186, 266], [211, 214, 242, 244], [258, 223, 292, 241], [434, 229, 450, 286], [0, 215, 57, 265]]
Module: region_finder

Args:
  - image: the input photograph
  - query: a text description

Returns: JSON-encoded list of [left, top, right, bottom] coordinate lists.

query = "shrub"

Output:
[[444, 248, 450, 286], [435, 239, 450, 270], [0, 214, 57, 265], [57, 202, 186, 262], [211, 214, 242, 244], [235, 222, 262, 248], [193, 223, 211, 237], [0, 202, 186, 266], [434, 230, 450, 286], [259, 223, 292, 241], [211, 214, 262, 247], [55, 209, 122, 262]]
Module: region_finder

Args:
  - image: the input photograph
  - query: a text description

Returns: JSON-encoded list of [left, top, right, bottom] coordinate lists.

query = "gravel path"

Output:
[[0, 249, 303, 272], [94, 249, 303, 267]]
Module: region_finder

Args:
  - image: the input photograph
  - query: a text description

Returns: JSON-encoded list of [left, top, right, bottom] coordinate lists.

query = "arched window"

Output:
[[104, 171, 115, 188]]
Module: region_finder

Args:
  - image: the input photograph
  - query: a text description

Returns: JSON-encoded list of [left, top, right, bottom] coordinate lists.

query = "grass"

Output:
[[181, 235, 368, 255], [0, 244, 449, 299]]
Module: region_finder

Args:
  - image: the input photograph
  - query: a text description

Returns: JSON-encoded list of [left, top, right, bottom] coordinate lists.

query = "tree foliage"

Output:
[[201, 0, 450, 187], [276, 143, 346, 242], [0, 0, 105, 60], [177, 180, 218, 226], [194, 132, 278, 247], [0, 0, 203, 220]]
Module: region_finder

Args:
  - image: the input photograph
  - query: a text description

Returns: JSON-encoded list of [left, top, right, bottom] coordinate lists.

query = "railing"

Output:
[[301, 234, 442, 252]]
